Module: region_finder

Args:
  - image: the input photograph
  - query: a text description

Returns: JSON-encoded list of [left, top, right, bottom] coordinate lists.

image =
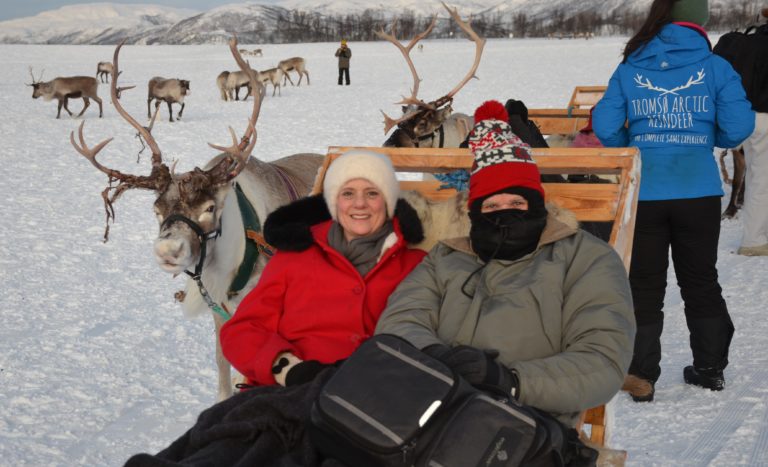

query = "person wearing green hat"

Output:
[[593, 0, 755, 402]]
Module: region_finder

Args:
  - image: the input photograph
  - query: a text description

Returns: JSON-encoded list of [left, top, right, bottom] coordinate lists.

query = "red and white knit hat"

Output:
[[467, 100, 544, 207]]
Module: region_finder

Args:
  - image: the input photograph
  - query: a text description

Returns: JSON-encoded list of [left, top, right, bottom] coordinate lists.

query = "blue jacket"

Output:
[[594, 24, 755, 201]]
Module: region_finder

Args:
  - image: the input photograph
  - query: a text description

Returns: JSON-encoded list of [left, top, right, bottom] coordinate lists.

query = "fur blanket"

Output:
[[124, 371, 343, 467]]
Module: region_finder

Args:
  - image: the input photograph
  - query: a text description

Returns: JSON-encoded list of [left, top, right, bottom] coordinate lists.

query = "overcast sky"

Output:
[[0, 1, 274, 21]]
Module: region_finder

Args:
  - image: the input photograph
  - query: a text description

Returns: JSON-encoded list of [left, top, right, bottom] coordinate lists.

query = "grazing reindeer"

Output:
[[147, 77, 190, 122], [96, 61, 113, 83], [71, 39, 324, 400], [252, 48, 263, 57], [225, 70, 252, 101], [216, 71, 231, 101], [28, 67, 103, 119], [379, 3, 482, 148], [257, 67, 283, 97], [720, 146, 746, 219], [278, 57, 309, 86]]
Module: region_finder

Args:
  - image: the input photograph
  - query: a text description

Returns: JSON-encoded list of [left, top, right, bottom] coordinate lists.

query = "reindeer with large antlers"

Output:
[[380, 2, 484, 148], [71, 38, 324, 401]]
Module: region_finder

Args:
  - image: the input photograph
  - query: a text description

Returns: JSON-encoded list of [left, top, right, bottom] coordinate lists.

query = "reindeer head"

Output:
[[379, 2, 485, 147], [27, 67, 49, 99], [71, 38, 263, 276]]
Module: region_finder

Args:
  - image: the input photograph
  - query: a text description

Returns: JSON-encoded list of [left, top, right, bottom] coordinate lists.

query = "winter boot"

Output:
[[683, 366, 725, 391], [621, 374, 655, 402]]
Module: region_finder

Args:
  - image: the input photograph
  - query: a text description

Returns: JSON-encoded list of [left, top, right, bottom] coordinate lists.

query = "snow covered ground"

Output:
[[1, 36, 766, 466]]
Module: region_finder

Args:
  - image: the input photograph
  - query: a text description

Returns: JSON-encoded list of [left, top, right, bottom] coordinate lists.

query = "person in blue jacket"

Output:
[[593, 0, 754, 402]]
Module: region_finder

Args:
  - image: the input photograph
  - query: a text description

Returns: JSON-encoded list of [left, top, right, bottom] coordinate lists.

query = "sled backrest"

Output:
[[528, 85, 606, 136], [316, 146, 640, 270]]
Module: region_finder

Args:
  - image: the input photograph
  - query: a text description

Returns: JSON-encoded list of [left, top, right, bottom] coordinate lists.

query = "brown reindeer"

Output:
[[278, 57, 309, 86], [71, 39, 323, 400], [720, 146, 746, 219], [216, 71, 231, 101], [147, 77, 190, 122], [379, 3, 482, 148], [96, 61, 113, 83], [28, 68, 103, 119], [257, 67, 283, 97]]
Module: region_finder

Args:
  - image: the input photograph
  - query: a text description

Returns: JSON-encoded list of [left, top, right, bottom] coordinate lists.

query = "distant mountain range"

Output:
[[0, 0, 760, 45]]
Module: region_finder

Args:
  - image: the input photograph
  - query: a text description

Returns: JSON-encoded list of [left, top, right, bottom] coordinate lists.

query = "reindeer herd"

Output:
[[217, 56, 309, 99], [29, 46, 310, 121], [30, 2, 491, 400]]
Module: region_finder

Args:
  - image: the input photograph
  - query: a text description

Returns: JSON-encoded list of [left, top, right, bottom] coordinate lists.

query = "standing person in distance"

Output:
[[593, 0, 755, 401], [335, 39, 351, 85]]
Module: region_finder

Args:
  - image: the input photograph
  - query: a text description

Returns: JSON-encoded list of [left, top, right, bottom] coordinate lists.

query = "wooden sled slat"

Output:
[[528, 85, 607, 136]]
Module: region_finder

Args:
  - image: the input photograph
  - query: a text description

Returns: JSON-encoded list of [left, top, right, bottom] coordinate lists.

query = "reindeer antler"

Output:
[[379, 3, 485, 134], [200, 37, 264, 185], [376, 17, 437, 134], [111, 40, 164, 167], [375, 16, 437, 108], [432, 2, 485, 109], [27, 66, 44, 85], [70, 40, 173, 241]]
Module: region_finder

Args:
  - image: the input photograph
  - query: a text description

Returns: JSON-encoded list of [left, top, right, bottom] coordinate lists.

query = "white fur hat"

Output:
[[323, 150, 400, 220]]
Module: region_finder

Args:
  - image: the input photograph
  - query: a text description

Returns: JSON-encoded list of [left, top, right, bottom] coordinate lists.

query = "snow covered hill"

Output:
[[0, 0, 756, 45], [0, 3, 198, 45]]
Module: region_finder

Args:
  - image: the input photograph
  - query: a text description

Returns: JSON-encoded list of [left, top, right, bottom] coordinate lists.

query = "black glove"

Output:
[[504, 98, 529, 122], [440, 345, 520, 398], [285, 360, 329, 387], [422, 343, 452, 360]]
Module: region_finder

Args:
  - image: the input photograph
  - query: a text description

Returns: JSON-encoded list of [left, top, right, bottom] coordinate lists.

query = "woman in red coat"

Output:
[[220, 150, 426, 387]]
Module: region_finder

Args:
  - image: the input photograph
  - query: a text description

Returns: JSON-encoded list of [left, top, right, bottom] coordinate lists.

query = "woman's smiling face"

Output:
[[336, 178, 387, 241]]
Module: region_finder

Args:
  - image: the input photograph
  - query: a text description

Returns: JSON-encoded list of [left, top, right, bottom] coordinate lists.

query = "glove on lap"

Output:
[[285, 360, 330, 386], [421, 343, 453, 360], [441, 345, 519, 398]]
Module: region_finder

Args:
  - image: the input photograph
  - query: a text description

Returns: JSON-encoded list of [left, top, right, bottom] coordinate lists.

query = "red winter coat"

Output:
[[220, 218, 425, 386]]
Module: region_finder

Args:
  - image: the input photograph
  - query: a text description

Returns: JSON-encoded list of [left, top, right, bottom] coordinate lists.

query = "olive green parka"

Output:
[[375, 206, 636, 426]]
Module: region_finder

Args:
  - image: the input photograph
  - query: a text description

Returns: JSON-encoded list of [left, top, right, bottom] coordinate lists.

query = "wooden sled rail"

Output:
[[528, 85, 607, 136], [318, 145, 641, 447]]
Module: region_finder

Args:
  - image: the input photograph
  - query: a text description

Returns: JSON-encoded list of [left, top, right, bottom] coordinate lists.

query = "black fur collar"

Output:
[[263, 194, 424, 251]]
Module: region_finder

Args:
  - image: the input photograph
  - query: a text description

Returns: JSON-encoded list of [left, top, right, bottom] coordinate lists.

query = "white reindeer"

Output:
[[71, 39, 324, 400]]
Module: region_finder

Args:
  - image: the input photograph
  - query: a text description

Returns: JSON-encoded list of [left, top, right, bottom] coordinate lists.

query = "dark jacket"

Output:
[[335, 46, 351, 68]]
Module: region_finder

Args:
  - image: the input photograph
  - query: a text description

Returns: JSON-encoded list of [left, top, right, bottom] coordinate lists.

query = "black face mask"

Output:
[[469, 208, 547, 262]]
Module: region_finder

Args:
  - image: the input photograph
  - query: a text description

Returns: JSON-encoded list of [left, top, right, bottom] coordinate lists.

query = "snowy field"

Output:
[[1, 37, 766, 466]]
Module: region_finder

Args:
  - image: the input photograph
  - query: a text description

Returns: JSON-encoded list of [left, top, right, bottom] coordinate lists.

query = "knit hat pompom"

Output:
[[323, 150, 399, 221], [474, 100, 509, 124], [467, 101, 544, 207], [671, 0, 709, 27]]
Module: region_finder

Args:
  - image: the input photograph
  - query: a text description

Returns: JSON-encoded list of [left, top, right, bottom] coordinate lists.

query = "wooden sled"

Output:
[[528, 85, 607, 136], [316, 145, 640, 448]]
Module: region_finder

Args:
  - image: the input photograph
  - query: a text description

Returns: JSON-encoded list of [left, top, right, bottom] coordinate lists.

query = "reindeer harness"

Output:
[[165, 183, 274, 322]]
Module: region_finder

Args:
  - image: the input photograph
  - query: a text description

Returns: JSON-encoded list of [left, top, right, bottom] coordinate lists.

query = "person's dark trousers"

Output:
[[338, 68, 350, 85], [628, 196, 734, 383]]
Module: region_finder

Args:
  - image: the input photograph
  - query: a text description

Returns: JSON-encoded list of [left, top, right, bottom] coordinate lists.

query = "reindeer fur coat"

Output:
[[375, 206, 636, 427], [220, 195, 426, 386]]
